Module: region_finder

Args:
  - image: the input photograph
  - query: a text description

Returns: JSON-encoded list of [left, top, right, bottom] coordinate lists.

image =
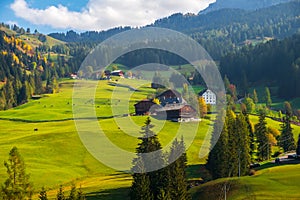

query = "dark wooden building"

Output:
[[156, 89, 183, 106], [154, 104, 198, 121], [134, 100, 156, 115]]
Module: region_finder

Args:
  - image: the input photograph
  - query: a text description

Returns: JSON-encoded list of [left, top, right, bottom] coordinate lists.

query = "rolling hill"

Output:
[[0, 25, 65, 49], [190, 164, 300, 199]]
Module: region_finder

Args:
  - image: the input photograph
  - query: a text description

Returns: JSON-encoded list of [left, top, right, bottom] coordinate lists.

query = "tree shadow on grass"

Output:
[[85, 187, 130, 200], [257, 159, 300, 171], [187, 164, 211, 182]]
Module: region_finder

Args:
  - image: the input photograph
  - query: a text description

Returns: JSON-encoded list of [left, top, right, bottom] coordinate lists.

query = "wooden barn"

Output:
[[154, 104, 198, 122], [134, 100, 156, 115], [156, 89, 184, 106]]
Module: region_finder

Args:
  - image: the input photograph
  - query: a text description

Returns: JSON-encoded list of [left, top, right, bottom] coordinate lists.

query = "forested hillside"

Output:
[[0, 26, 87, 110], [2, 0, 300, 108], [48, 1, 300, 59], [220, 33, 300, 99]]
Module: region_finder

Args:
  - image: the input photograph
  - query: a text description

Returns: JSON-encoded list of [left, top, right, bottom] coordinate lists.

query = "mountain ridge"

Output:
[[200, 0, 293, 14]]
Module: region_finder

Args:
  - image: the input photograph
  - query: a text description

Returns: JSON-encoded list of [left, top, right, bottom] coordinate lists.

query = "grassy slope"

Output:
[[191, 164, 300, 200], [0, 26, 65, 48], [0, 79, 211, 199], [0, 78, 299, 199]]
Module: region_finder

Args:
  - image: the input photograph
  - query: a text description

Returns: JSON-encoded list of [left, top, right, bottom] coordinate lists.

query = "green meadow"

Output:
[[0, 79, 211, 199], [191, 164, 300, 200], [0, 78, 299, 199]]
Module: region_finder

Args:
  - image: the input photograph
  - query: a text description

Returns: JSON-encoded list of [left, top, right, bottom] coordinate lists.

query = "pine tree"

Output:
[[207, 109, 229, 179], [130, 163, 153, 200], [77, 186, 85, 200], [0, 90, 6, 110], [235, 114, 251, 176], [18, 82, 28, 104], [56, 185, 65, 200], [296, 134, 300, 156], [34, 71, 43, 95], [255, 110, 270, 160], [18, 71, 29, 104], [253, 89, 258, 104], [39, 187, 48, 200], [67, 184, 77, 200], [242, 110, 255, 161], [226, 109, 239, 176], [265, 87, 272, 108], [130, 117, 167, 200], [4, 80, 16, 109], [168, 137, 190, 199], [279, 102, 296, 152], [1, 147, 33, 200]]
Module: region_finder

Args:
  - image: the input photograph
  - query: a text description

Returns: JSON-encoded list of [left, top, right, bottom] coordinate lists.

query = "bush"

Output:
[[249, 169, 256, 176], [272, 151, 282, 158]]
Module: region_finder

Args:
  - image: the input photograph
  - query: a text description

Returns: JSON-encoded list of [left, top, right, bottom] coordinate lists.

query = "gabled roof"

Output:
[[134, 99, 155, 105], [156, 89, 181, 98], [155, 103, 196, 112], [198, 89, 215, 96]]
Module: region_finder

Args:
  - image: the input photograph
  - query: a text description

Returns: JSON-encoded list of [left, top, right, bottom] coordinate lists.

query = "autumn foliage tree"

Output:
[[199, 97, 207, 118]]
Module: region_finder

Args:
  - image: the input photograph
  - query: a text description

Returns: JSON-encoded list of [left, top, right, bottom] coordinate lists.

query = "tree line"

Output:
[[0, 30, 86, 110], [130, 117, 190, 200], [220, 33, 300, 99], [206, 102, 298, 179]]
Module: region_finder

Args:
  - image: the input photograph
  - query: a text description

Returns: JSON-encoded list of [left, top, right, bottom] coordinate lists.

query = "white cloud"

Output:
[[10, 0, 215, 31]]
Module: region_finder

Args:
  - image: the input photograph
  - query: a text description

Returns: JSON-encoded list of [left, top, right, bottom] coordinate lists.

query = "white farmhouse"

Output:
[[199, 89, 216, 105]]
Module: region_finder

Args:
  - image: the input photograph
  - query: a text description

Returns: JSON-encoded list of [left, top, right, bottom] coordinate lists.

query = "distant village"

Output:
[[134, 88, 216, 122], [70, 68, 217, 122]]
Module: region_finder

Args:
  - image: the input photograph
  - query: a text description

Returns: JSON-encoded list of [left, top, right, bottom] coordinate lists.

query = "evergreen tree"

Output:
[[39, 187, 48, 200], [56, 185, 65, 200], [168, 137, 190, 200], [207, 109, 229, 179], [284, 101, 293, 117], [279, 113, 296, 152], [130, 162, 153, 200], [235, 114, 251, 176], [265, 87, 272, 108], [34, 71, 44, 95], [255, 110, 270, 160], [242, 111, 255, 161], [0, 90, 6, 110], [67, 184, 76, 200], [4, 80, 16, 109], [18, 82, 29, 104], [253, 89, 258, 104], [296, 134, 300, 156], [151, 71, 164, 89], [243, 97, 255, 113], [130, 117, 167, 200], [77, 186, 85, 200], [226, 109, 239, 176], [1, 147, 33, 200]]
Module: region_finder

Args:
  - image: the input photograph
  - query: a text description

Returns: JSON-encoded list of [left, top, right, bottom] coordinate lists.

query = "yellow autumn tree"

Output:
[[199, 97, 207, 118], [153, 98, 160, 105]]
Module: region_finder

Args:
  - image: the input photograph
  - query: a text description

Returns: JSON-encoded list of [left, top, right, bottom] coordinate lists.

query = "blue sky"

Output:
[[0, 0, 215, 34]]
